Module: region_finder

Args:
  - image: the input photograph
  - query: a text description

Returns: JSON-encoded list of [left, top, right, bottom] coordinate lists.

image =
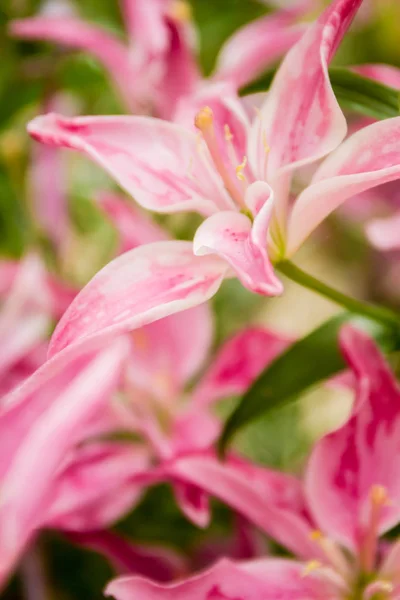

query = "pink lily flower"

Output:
[[0, 254, 76, 395], [10, 0, 304, 119], [106, 325, 400, 599], [28, 0, 400, 304], [0, 335, 130, 590]]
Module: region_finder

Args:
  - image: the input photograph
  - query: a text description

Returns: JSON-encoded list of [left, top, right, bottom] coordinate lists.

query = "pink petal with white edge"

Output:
[[10, 18, 135, 110], [287, 116, 400, 256], [97, 192, 168, 254], [0, 339, 129, 589], [48, 241, 227, 357], [193, 327, 293, 407], [249, 0, 362, 182], [67, 530, 186, 581], [306, 326, 400, 551], [106, 557, 333, 600], [173, 482, 210, 529], [366, 211, 400, 251], [161, 453, 318, 560], [213, 14, 305, 89], [46, 442, 151, 531], [28, 114, 227, 215], [193, 183, 283, 295]]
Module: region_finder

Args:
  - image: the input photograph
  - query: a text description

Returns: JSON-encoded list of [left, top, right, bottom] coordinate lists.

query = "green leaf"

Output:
[[218, 313, 400, 455], [240, 67, 400, 120]]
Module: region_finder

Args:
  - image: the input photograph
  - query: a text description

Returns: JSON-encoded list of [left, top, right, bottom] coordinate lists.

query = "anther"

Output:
[[302, 560, 322, 577], [169, 0, 192, 22], [236, 156, 247, 181], [194, 106, 214, 131], [309, 530, 351, 580], [224, 124, 233, 141]]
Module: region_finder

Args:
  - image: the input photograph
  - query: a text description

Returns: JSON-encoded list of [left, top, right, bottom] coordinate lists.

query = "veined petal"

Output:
[[306, 326, 400, 551], [192, 327, 293, 407], [213, 14, 305, 89], [249, 0, 362, 183], [287, 116, 400, 256], [97, 192, 169, 254], [161, 453, 317, 560], [106, 557, 332, 600], [10, 18, 135, 109], [193, 208, 283, 296], [48, 241, 227, 357], [28, 114, 225, 215], [0, 339, 129, 588]]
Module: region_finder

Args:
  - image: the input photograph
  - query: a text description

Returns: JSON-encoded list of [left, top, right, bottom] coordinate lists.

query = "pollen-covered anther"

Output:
[[302, 560, 322, 578], [169, 0, 192, 22], [195, 106, 214, 132], [236, 156, 247, 181]]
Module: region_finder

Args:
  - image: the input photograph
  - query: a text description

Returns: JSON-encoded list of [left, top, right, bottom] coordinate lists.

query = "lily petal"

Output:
[[306, 326, 400, 551], [97, 192, 169, 254], [213, 14, 305, 89], [161, 453, 317, 560], [193, 189, 283, 296], [366, 212, 400, 251], [192, 327, 293, 407], [67, 529, 186, 581], [249, 0, 361, 182], [287, 117, 400, 256], [0, 339, 129, 588], [106, 557, 332, 600], [46, 442, 151, 531], [48, 241, 227, 357], [28, 114, 227, 215]]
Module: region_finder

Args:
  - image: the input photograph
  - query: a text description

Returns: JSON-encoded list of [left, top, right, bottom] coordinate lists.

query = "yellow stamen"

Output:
[[224, 124, 233, 142], [309, 530, 323, 542], [168, 0, 192, 22], [371, 484, 391, 507], [194, 106, 214, 131], [263, 131, 270, 154], [302, 560, 322, 577], [236, 156, 247, 181]]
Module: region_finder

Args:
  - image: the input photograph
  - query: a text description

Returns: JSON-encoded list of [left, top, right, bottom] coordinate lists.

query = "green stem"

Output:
[[276, 260, 400, 328]]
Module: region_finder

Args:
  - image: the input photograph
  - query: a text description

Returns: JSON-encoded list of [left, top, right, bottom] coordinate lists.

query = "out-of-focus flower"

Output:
[[10, 0, 304, 119], [28, 0, 400, 307], [0, 336, 129, 590], [107, 326, 400, 600], [0, 254, 75, 396]]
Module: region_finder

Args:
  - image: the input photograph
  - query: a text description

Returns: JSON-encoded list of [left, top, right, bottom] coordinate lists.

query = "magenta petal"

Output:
[[48, 241, 226, 357], [28, 113, 224, 216], [67, 530, 186, 581], [193, 208, 283, 296], [249, 0, 362, 181], [306, 326, 400, 550], [173, 482, 211, 528], [106, 557, 332, 600], [287, 116, 400, 255], [213, 14, 305, 89], [193, 327, 292, 407], [46, 442, 151, 531], [0, 339, 129, 587], [161, 453, 317, 559]]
